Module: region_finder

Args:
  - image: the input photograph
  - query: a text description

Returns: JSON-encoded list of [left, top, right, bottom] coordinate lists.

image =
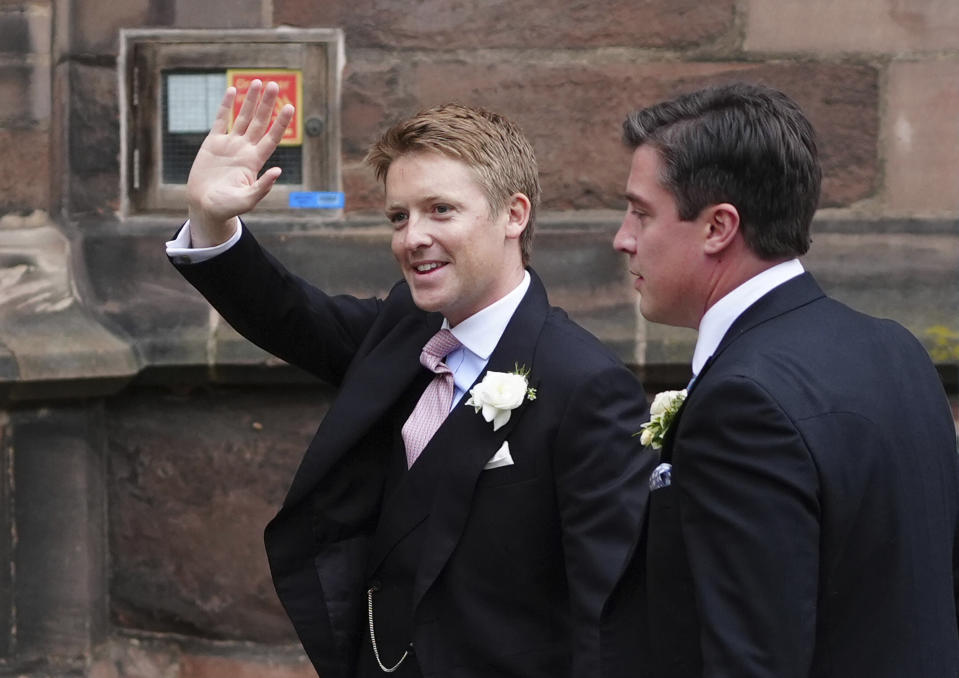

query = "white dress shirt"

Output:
[[165, 218, 241, 263], [442, 271, 530, 409], [691, 259, 805, 379], [165, 219, 530, 409]]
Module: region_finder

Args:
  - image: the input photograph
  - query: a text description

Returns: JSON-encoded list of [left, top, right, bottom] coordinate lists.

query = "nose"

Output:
[[403, 213, 432, 251], [613, 217, 635, 254]]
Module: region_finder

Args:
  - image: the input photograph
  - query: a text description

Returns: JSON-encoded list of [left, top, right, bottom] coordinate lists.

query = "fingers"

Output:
[[260, 103, 295, 152], [210, 87, 236, 135], [246, 81, 280, 140], [249, 167, 283, 204], [231, 79, 263, 136]]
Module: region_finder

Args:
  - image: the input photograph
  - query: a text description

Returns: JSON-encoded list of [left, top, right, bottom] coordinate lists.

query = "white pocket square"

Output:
[[484, 441, 514, 470]]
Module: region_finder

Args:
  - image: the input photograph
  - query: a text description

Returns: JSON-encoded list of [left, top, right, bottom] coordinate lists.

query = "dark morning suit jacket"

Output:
[[171, 227, 655, 678], [645, 272, 959, 677]]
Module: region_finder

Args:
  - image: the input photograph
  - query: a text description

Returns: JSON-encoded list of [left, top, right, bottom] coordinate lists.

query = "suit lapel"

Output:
[[710, 272, 824, 364], [661, 273, 825, 463], [283, 311, 442, 508], [364, 270, 550, 607]]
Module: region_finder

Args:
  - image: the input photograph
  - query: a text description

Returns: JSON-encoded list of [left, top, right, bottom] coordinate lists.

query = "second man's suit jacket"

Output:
[[172, 227, 655, 678], [645, 272, 959, 678]]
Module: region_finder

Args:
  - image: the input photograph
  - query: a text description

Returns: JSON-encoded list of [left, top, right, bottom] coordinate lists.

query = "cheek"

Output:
[[390, 233, 404, 260]]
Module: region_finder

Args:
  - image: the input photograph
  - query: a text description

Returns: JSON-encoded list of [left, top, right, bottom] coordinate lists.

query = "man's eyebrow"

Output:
[[623, 192, 649, 206], [386, 194, 447, 211]]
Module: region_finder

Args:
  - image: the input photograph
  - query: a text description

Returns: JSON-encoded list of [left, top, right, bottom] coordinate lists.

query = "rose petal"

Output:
[[492, 408, 511, 431]]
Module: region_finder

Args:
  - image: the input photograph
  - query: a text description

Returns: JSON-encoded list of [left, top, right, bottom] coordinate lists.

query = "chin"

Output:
[[409, 292, 444, 314], [639, 304, 670, 326]]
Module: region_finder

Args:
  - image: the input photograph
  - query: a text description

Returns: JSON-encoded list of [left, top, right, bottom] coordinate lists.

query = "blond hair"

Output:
[[366, 103, 540, 264]]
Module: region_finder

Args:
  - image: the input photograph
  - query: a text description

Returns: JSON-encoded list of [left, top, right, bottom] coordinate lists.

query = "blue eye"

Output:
[[388, 212, 408, 226]]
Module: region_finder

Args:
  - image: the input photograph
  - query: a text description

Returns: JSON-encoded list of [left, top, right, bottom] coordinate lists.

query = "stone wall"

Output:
[[0, 0, 957, 675]]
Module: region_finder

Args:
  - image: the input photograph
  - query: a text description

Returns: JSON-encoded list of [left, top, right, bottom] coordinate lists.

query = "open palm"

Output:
[[186, 80, 294, 246]]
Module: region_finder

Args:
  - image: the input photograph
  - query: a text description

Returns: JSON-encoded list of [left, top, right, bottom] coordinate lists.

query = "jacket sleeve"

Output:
[[170, 225, 383, 386], [551, 361, 656, 678], [676, 375, 820, 678]]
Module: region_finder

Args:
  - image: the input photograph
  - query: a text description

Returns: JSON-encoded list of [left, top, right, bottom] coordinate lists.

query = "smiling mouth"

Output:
[[413, 262, 447, 274]]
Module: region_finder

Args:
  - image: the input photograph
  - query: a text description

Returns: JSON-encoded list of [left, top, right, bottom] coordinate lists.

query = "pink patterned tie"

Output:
[[402, 329, 462, 467]]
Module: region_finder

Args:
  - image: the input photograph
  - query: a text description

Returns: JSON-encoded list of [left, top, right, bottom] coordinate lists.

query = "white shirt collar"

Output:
[[442, 271, 531, 360], [692, 259, 805, 376]]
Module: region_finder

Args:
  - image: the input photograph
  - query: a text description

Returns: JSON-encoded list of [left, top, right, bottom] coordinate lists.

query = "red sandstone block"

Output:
[[274, 0, 734, 49], [883, 60, 959, 214], [0, 129, 49, 213], [73, 0, 153, 55], [173, 0, 263, 29], [109, 387, 314, 642], [0, 60, 50, 125], [340, 58, 879, 213], [180, 654, 316, 678], [746, 0, 959, 53]]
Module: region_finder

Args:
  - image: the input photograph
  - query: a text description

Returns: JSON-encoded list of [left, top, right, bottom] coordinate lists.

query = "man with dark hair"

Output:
[[167, 80, 654, 678], [614, 81, 959, 677]]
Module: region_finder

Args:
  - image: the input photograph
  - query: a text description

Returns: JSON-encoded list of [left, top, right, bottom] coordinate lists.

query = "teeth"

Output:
[[415, 262, 443, 272]]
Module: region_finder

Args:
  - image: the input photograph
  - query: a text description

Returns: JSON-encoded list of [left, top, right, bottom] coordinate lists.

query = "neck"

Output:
[[700, 251, 790, 324]]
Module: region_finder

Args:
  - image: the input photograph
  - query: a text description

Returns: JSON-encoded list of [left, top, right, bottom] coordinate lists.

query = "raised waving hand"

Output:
[[186, 80, 295, 247]]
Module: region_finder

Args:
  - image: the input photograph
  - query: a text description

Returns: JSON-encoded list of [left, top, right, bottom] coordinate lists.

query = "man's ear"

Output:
[[702, 203, 741, 255], [504, 193, 532, 240]]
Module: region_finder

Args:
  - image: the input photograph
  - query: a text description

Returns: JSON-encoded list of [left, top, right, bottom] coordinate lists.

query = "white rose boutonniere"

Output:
[[638, 389, 687, 449], [466, 364, 537, 431]]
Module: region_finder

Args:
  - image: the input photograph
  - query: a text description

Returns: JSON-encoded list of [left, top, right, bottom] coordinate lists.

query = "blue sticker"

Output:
[[289, 191, 345, 209]]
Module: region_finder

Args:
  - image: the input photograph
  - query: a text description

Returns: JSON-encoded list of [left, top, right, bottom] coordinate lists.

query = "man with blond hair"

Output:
[[167, 81, 654, 678]]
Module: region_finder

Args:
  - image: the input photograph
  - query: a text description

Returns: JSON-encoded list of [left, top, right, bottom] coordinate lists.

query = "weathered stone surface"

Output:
[[68, 63, 119, 215], [0, 7, 30, 53], [0, 225, 137, 399], [10, 406, 108, 664], [81, 220, 401, 372], [745, 0, 959, 53], [0, 129, 50, 213], [89, 638, 314, 678], [173, 0, 263, 28], [883, 60, 959, 214], [106, 383, 328, 642], [180, 652, 316, 678], [89, 641, 179, 678], [807, 227, 959, 345], [0, 3, 52, 56], [81, 224, 221, 370], [341, 58, 878, 212], [0, 59, 50, 125], [532, 224, 638, 361], [274, 0, 735, 49], [72, 0, 155, 55]]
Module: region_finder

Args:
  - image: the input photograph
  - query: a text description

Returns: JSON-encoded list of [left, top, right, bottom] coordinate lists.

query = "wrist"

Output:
[[186, 210, 238, 248]]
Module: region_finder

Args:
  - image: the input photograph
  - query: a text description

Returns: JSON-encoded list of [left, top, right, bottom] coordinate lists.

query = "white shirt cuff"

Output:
[[165, 218, 242, 264]]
